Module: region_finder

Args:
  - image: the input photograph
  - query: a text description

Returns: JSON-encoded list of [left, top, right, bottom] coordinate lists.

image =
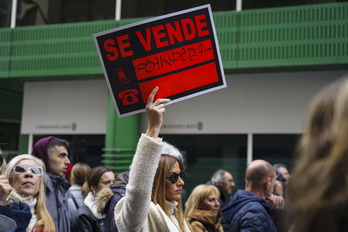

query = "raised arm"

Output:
[[115, 87, 170, 232]]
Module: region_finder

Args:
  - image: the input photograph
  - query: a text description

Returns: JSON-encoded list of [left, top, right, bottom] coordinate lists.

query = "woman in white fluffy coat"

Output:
[[115, 87, 191, 232]]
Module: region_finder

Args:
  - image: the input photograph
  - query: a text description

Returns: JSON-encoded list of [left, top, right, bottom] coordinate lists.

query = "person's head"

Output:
[[185, 184, 220, 217], [152, 142, 187, 230], [83, 166, 115, 197], [70, 162, 91, 186], [211, 169, 235, 195], [245, 160, 276, 200], [4, 155, 45, 198], [288, 75, 348, 232], [273, 163, 290, 181], [31, 136, 70, 177], [3, 154, 55, 231]]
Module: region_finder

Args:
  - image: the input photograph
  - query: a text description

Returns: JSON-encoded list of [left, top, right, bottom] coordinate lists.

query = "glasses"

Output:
[[166, 172, 185, 184], [13, 165, 43, 176], [0, 154, 4, 166]]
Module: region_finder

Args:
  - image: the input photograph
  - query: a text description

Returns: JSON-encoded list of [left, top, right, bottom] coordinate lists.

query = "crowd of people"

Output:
[[1, 75, 348, 232]]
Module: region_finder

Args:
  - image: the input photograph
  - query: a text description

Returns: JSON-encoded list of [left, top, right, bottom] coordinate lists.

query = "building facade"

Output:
[[1, 0, 348, 195]]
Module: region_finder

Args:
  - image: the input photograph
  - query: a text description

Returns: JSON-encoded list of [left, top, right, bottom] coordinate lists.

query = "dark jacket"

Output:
[[222, 190, 277, 232], [105, 171, 129, 232], [45, 173, 71, 232], [71, 205, 105, 232], [95, 171, 129, 232], [0, 201, 32, 232]]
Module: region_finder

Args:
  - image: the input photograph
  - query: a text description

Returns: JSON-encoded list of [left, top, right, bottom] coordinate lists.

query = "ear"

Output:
[[265, 177, 271, 191], [91, 185, 97, 192]]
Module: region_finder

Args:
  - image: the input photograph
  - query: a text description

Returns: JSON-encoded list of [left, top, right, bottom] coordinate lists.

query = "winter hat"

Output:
[[31, 136, 55, 173], [161, 141, 183, 163]]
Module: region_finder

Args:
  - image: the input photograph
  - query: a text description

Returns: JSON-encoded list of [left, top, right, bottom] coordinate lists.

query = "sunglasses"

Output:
[[166, 172, 185, 184], [13, 165, 43, 176], [0, 154, 4, 166]]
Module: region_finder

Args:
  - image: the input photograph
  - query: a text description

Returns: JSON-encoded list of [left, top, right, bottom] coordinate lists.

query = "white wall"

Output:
[[142, 70, 348, 134], [21, 79, 108, 134]]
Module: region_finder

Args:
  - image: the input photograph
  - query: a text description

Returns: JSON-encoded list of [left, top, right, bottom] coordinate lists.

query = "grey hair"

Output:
[[211, 169, 226, 186], [273, 163, 287, 172]]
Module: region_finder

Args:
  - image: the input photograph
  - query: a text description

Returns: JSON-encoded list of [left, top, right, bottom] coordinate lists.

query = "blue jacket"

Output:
[[222, 190, 277, 232], [0, 201, 32, 232], [104, 171, 129, 232]]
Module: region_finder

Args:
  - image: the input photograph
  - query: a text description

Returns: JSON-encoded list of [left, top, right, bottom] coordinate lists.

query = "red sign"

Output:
[[94, 4, 226, 117]]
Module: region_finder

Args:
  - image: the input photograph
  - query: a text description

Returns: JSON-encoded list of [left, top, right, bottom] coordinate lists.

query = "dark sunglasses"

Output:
[[13, 165, 43, 176], [0, 154, 4, 166], [166, 172, 185, 184]]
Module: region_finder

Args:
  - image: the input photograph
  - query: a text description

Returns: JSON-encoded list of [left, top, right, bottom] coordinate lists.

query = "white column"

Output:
[[10, 0, 18, 28], [247, 133, 253, 165], [115, 0, 122, 21], [28, 134, 33, 155], [236, 0, 242, 12]]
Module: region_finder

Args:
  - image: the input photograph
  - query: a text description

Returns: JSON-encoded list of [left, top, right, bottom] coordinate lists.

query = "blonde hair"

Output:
[[152, 154, 186, 231], [3, 155, 56, 232], [289, 75, 348, 232], [184, 184, 220, 217]]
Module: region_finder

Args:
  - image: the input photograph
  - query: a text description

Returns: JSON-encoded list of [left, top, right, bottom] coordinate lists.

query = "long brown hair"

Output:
[[288, 76, 348, 232], [151, 154, 186, 231]]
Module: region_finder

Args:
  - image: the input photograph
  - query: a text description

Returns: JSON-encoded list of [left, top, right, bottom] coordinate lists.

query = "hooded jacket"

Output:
[[31, 136, 71, 232], [222, 190, 277, 232], [95, 170, 129, 232]]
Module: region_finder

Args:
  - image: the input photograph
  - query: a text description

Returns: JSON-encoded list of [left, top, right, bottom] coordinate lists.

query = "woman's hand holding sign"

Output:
[[145, 87, 171, 138]]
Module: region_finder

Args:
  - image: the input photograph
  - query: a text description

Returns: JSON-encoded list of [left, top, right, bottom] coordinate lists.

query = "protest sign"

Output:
[[94, 4, 226, 117]]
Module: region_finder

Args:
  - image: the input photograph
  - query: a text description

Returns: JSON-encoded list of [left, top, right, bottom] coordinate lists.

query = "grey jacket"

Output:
[[45, 173, 71, 232]]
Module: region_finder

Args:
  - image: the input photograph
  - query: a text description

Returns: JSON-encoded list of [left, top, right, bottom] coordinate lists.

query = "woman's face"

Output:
[[95, 171, 115, 193], [10, 159, 41, 197], [200, 193, 220, 215], [165, 161, 184, 202]]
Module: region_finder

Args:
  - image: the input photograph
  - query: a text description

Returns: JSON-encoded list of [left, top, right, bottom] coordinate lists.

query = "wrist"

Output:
[[146, 127, 160, 138]]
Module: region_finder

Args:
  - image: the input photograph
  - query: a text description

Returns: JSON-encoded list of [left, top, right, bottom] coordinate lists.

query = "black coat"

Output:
[[71, 205, 105, 232]]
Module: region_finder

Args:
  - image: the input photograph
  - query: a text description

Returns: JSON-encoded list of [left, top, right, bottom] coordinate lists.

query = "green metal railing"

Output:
[[102, 148, 135, 174], [2, 2, 348, 171], [0, 2, 347, 78]]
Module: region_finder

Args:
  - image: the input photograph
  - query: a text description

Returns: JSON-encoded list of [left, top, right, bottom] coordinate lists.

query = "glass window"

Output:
[[0, 122, 20, 156], [243, 0, 345, 10], [0, 0, 12, 28], [15, 0, 116, 26], [160, 134, 247, 202], [6, 0, 347, 27], [253, 134, 300, 174]]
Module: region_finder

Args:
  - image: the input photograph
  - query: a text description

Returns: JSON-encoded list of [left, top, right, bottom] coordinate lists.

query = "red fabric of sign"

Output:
[[139, 62, 218, 103], [133, 39, 214, 80]]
